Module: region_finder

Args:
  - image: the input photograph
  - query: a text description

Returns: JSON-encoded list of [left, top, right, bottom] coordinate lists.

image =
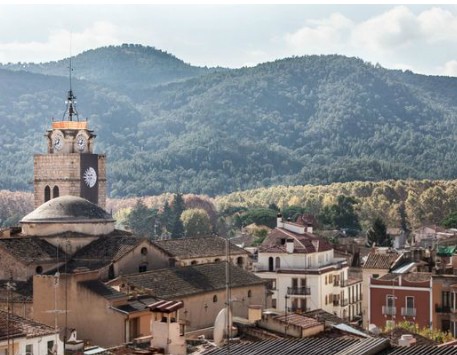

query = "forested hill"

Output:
[[1, 44, 457, 197]]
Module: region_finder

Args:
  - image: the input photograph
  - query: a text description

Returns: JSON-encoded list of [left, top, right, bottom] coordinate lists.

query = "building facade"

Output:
[[253, 214, 362, 320]]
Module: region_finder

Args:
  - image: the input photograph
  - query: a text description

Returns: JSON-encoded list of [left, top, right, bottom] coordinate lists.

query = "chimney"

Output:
[[277, 212, 283, 228], [398, 334, 416, 347], [286, 239, 294, 253], [306, 224, 313, 234]]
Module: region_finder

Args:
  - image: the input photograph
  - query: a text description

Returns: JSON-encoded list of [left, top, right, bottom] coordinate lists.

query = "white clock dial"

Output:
[[76, 134, 87, 151], [83, 167, 97, 188]]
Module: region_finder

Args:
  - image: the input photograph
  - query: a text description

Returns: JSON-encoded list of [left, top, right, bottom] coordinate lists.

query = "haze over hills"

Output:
[[1, 44, 457, 198]]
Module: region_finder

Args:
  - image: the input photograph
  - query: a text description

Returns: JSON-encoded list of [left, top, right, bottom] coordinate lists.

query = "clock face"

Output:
[[83, 167, 97, 188], [76, 134, 87, 151], [53, 133, 64, 151]]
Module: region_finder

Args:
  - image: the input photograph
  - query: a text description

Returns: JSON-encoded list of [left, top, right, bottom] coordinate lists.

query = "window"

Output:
[[138, 264, 147, 273], [52, 185, 59, 198], [44, 186, 51, 202], [213, 295, 218, 303], [386, 295, 395, 308], [325, 295, 328, 305], [275, 257, 281, 269], [141, 247, 148, 255], [406, 296, 414, 309], [26, 344, 33, 355], [47, 341, 54, 355], [268, 257, 274, 271], [36, 266, 43, 274], [325, 276, 327, 285], [237, 257, 244, 267], [248, 290, 252, 298]]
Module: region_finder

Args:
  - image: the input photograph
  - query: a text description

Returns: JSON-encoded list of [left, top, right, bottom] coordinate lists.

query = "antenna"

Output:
[[63, 34, 79, 122]]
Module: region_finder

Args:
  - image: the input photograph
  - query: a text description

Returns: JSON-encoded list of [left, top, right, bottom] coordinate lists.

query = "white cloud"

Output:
[[0, 21, 122, 63], [438, 60, 457, 77], [351, 6, 420, 52], [418, 7, 457, 43], [284, 13, 353, 55]]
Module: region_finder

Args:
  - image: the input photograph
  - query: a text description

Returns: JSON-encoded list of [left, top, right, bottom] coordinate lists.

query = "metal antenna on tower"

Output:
[[63, 35, 79, 122]]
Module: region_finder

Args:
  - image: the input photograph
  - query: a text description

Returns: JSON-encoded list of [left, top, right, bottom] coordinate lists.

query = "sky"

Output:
[[0, 3, 457, 76]]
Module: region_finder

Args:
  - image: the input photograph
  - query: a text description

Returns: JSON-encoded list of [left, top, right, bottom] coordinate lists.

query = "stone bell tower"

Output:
[[33, 69, 106, 209]]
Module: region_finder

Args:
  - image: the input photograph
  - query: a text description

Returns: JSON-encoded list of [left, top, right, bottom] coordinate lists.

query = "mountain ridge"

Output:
[[0, 44, 456, 197]]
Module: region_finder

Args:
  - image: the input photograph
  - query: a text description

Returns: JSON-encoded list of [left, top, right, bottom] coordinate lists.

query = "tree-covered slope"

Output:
[[1, 46, 457, 197]]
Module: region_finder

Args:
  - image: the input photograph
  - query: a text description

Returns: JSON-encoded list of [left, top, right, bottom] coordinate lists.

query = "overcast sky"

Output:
[[1, 3, 457, 76]]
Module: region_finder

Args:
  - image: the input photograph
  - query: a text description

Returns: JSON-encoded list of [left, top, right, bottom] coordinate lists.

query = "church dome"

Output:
[[21, 196, 115, 236], [22, 196, 112, 222]]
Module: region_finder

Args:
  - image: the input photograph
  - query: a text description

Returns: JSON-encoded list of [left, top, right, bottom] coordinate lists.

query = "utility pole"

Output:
[[6, 279, 16, 355]]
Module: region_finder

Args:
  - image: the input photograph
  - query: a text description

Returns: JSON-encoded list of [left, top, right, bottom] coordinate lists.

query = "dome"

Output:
[[21, 196, 115, 237], [22, 196, 113, 222]]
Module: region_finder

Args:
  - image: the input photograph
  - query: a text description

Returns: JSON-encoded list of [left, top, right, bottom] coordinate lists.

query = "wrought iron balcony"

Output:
[[382, 306, 396, 316], [435, 305, 451, 313], [401, 307, 416, 317], [287, 307, 310, 314], [287, 287, 311, 296]]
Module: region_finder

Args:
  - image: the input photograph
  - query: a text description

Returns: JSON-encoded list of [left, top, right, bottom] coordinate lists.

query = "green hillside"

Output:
[[0, 45, 456, 197]]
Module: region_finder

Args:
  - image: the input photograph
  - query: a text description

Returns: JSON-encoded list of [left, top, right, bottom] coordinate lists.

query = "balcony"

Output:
[[401, 307, 417, 317], [340, 279, 348, 287], [287, 287, 311, 296], [333, 280, 340, 286], [341, 299, 349, 307], [287, 307, 310, 313], [382, 306, 396, 316], [333, 299, 340, 306], [435, 305, 451, 313]]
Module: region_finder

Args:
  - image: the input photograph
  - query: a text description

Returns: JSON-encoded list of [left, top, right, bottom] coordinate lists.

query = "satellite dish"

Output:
[[213, 307, 232, 346]]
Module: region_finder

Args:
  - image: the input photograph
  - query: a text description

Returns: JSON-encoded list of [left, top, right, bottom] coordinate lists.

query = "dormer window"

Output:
[[280, 238, 286, 245]]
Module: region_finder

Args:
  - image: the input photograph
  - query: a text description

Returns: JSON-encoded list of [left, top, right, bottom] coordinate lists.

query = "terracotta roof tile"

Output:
[[362, 252, 399, 269], [259, 228, 332, 254], [115, 263, 265, 299], [153, 236, 248, 259], [0, 310, 56, 340], [0, 237, 66, 264]]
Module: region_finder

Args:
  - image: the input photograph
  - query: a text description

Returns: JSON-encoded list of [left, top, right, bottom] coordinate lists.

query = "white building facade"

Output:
[[254, 215, 362, 321]]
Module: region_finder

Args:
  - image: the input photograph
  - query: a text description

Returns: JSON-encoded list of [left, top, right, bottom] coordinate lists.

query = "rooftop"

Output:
[[0, 237, 66, 265], [152, 236, 248, 259], [259, 228, 333, 254], [0, 310, 57, 340], [112, 262, 265, 299], [21, 196, 113, 223], [363, 252, 399, 269]]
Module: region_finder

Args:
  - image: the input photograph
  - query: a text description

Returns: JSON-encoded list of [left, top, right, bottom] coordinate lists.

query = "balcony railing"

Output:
[[341, 299, 349, 307], [435, 305, 451, 313], [287, 287, 311, 296], [382, 306, 396, 316], [287, 307, 310, 313], [401, 307, 417, 317]]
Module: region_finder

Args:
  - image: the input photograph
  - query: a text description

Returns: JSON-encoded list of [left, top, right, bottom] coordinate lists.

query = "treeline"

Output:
[[2, 180, 457, 233]]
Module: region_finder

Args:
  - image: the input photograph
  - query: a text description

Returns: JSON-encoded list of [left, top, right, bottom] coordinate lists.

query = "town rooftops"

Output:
[[0, 310, 57, 340], [152, 236, 248, 258], [274, 313, 322, 329], [362, 251, 399, 269], [202, 337, 390, 355], [0, 237, 66, 265], [110, 262, 265, 299], [259, 228, 332, 254]]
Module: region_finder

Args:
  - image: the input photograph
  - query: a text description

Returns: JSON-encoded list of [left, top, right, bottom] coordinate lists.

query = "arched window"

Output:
[[268, 257, 274, 271], [52, 185, 59, 198], [141, 247, 148, 255], [275, 257, 281, 270], [44, 186, 51, 202], [213, 295, 218, 303]]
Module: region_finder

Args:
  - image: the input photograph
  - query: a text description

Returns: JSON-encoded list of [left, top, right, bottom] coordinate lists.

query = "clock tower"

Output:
[[33, 86, 106, 209]]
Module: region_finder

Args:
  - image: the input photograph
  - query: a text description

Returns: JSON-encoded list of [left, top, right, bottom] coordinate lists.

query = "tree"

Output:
[[171, 193, 185, 238], [240, 208, 278, 229], [318, 195, 360, 234], [127, 199, 158, 239], [180, 208, 212, 237], [442, 211, 457, 228], [366, 217, 391, 247]]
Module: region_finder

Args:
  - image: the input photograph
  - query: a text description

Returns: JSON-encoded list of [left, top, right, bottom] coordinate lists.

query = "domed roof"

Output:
[[22, 195, 113, 223]]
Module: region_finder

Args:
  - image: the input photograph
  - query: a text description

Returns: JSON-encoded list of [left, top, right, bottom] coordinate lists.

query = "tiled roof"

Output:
[[0, 310, 56, 340], [116, 263, 265, 299], [259, 228, 332, 254], [363, 252, 399, 269], [202, 337, 370, 355], [0, 237, 66, 264], [114, 296, 159, 313], [152, 236, 248, 258], [379, 346, 457, 354], [71, 231, 140, 261], [274, 313, 322, 329], [79, 280, 126, 300]]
